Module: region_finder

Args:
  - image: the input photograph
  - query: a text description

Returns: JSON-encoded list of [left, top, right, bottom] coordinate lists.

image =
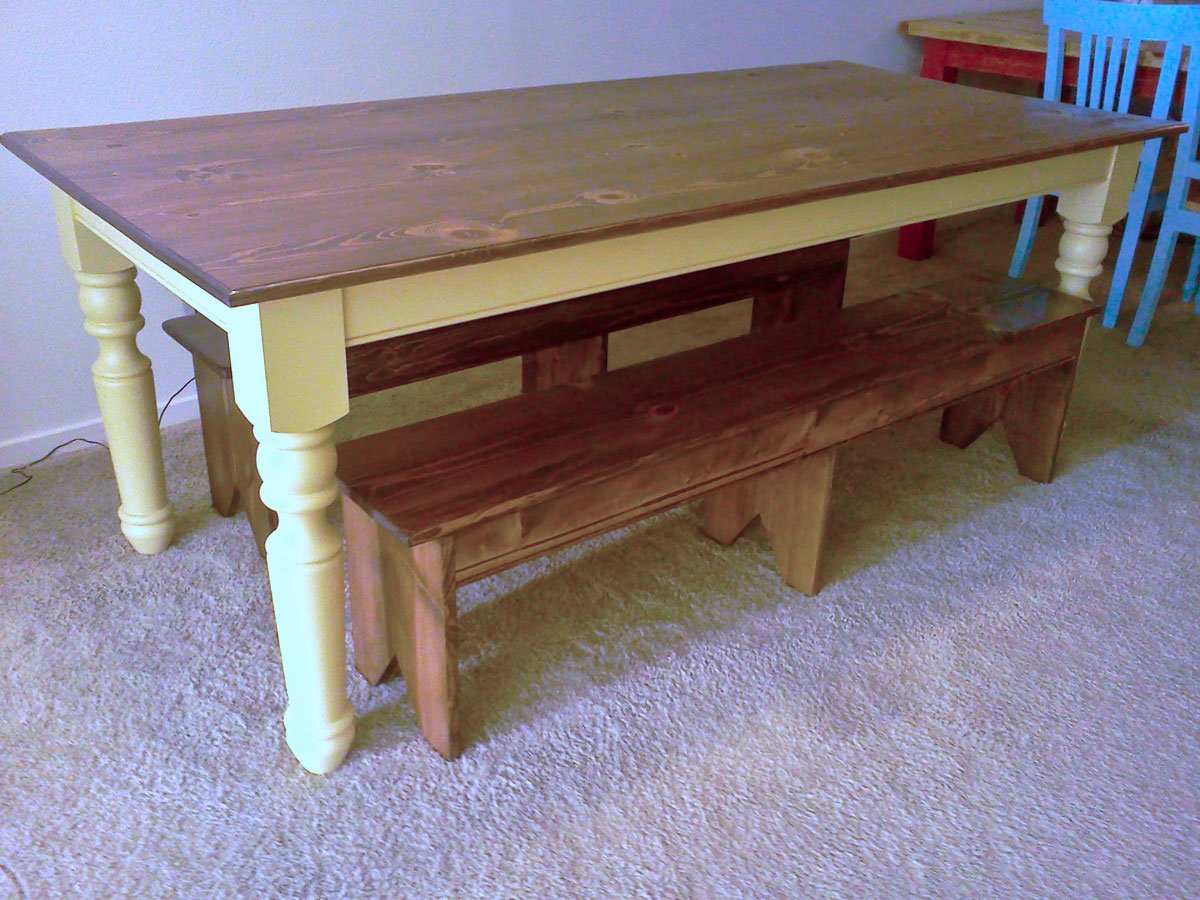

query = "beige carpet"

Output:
[[1, 212, 1197, 897]]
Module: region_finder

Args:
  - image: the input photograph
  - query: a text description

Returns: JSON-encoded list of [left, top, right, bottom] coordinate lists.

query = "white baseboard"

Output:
[[0, 393, 199, 469]]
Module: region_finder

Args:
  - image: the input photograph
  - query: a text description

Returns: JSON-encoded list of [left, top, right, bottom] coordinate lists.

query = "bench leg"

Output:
[[940, 360, 1079, 484], [748, 267, 844, 331], [193, 359, 241, 517], [522, 335, 608, 391], [388, 535, 460, 759], [758, 451, 837, 595], [751, 244, 848, 329], [701, 449, 837, 595], [939, 386, 1009, 449], [345, 496, 461, 758], [189, 354, 276, 555], [343, 496, 398, 685], [1001, 360, 1078, 484], [700, 481, 760, 546]]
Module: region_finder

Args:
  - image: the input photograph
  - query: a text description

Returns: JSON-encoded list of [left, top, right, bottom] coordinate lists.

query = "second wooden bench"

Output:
[[337, 274, 1098, 759], [164, 242, 850, 554]]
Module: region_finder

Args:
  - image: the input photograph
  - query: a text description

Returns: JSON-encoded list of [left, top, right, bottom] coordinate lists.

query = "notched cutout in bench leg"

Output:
[[939, 384, 1011, 450], [1001, 359, 1079, 485], [700, 481, 760, 546], [699, 451, 836, 594], [382, 534, 462, 760], [759, 449, 837, 596]]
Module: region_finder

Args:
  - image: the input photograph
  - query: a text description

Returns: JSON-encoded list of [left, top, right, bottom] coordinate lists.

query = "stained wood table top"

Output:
[[903, 8, 1054, 52], [900, 7, 1179, 69], [1, 61, 1181, 307]]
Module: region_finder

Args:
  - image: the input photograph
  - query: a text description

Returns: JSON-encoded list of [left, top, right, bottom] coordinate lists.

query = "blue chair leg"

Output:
[[1183, 241, 1200, 306], [1009, 195, 1045, 279], [1128, 228, 1180, 347], [1103, 143, 1161, 328], [1105, 209, 1148, 329]]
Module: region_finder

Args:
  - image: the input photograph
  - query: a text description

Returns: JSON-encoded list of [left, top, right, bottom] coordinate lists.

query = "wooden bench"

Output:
[[164, 241, 850, 554], [337, 274, 1099, 759]]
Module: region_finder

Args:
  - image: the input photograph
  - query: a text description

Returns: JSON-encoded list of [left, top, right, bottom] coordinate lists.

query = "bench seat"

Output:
[[337, 274, 1098, 758], [164, 241, 849, 554]]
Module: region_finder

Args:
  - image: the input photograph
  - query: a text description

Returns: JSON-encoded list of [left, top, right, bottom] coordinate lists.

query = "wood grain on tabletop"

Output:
[[1, 62, 1182, 306]]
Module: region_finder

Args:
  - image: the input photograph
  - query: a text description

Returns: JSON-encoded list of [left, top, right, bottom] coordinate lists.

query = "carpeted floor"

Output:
[[1, 212, 1197, 897]]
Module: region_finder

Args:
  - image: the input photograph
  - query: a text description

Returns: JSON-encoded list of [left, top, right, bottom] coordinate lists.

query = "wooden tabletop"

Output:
[[900, 7, 1177, 69], [903, 8, 1053, 52], [1, 61, 1182, 307]]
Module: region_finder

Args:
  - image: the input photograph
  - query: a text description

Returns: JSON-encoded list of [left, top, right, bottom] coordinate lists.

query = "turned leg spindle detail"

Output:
[[77, 267, 175, 554], [1054, 219, 1112, 301], [255, 424, 355, 774]]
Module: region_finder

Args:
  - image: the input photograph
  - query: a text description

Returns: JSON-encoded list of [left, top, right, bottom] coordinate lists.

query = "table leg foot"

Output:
[[117, 507, 176, 555], [77, 268, 175, 554], [284, 704, 356, 775], [1055, 219, 1111, 300], [255, 424, 355, 774]]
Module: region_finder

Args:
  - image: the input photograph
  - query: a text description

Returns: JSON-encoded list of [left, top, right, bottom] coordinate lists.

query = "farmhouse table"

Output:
[[1, 61, 1180, 774], [897, 7, 1185, 259]]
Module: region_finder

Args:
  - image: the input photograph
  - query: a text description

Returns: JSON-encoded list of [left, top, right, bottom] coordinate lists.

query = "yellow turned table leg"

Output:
[[55, 187, 176, 555], [255, 424, 354, 774], [75, 269, 175, 553], [227, 288, 354, 773], [1054, 142, 1141, 301]]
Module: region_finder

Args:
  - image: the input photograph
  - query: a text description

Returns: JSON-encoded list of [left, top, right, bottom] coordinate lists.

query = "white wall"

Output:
[[0, 0, 1014, 466]]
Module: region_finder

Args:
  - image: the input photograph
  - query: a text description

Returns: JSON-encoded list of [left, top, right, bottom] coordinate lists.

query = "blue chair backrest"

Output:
[[1174, 51, 1200, 189], [1043, 0, 1200, 123]]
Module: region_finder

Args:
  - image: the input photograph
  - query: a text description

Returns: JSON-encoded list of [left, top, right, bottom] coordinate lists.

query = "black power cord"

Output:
[[0, 376, 196, 497], [157, 377, 196, 426], [0, 437, 109, 496]]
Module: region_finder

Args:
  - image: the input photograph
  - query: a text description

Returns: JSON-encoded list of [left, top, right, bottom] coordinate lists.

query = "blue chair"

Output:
[[1008, 0, 1200, 345], [1127, 58, 1200, 345]]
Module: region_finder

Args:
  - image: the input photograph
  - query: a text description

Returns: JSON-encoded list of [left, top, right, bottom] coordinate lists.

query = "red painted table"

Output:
[[897, 7, 1182, 260]]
